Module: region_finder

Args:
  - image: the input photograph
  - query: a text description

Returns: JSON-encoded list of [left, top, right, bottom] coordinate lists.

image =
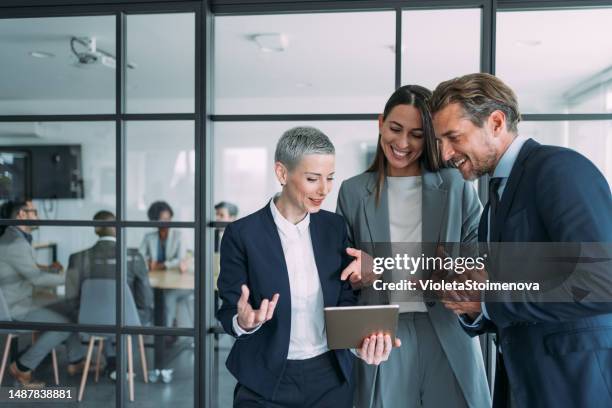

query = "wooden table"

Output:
[[148, 269, 194, 369], [149, 269, 194, 290]]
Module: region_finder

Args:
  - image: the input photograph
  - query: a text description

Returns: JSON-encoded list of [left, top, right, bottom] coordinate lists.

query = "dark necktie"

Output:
[[488, 177, 503, 240]]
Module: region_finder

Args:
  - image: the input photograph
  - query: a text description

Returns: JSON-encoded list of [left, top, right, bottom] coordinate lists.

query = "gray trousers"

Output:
[[355, 312, 467, 408], [164, 289, 193, 327], [16, 307, 86, 370]]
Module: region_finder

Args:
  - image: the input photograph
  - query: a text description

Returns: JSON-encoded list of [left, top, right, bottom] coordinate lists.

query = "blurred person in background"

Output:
[[0, 200, 85, 386]]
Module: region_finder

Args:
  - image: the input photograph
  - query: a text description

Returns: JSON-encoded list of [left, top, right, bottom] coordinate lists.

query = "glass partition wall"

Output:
[[1, 1, 612, 407], [0, 4, 201, 408]]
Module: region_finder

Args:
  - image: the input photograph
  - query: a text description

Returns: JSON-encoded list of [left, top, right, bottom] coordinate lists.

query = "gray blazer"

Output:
[[337, 169, 491, 408], [0, 226, 64, 319], [139, 229, 183, 270]]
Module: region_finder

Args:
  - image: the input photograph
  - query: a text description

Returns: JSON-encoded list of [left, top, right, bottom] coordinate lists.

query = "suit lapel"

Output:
[[309, 215, 335, 307], [360, 175, 394, 293], [260, 204, 292, 303], [363, 175, 391, 244], [422, 170, 447, 244], [169, 230, 179, 258], [491, 139, 539, 242]]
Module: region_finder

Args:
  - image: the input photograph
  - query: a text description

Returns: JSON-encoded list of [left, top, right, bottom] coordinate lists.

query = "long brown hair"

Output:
[[367, 85, 443, 205]]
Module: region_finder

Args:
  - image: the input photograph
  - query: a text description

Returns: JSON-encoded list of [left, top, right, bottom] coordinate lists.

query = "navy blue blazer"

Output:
[[216, 203, 358, 400], [467, 139, 612, 408]]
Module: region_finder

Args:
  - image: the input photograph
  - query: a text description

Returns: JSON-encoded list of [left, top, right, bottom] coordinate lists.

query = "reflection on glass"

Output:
[[519, 121, 612, 183], [497, 8, 612, 113], [125, 121, 195, 221], [0, 122, 115, 219], [213, 121, 378, 216], [125, 228, 195, 329], [401, 9, 480, 90], [0, 16, 115, 115], [126, 13, 195, 113], [122, 335, 194, 406], [214, 11, 395, 114]]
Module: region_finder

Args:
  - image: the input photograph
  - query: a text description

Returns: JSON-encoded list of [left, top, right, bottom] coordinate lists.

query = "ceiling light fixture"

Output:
[[515, 40, 542, 47], [29, 51, 55, 59], [250, 33, 289, 52]]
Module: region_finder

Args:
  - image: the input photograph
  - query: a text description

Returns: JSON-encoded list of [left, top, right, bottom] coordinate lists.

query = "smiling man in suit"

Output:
[[430, 73, 612, 408]]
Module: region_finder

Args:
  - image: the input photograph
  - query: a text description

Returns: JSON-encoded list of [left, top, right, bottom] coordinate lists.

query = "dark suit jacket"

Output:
[[65, 239, 154, 324], [216, 203, 358, 400], [467, 139, 612, 408]]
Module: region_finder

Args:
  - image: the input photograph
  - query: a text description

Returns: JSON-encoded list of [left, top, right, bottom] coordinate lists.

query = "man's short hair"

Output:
[[93, 210, 115, 237], [147, 201, 174, 221], [0, 200, 29, 219], [430, 73, 521, 133], [214, 201, 238, 217], [274, 126, 335, 170]]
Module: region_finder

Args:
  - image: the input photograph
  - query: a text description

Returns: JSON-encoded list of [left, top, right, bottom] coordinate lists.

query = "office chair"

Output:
[[77, 279, 148, 402]]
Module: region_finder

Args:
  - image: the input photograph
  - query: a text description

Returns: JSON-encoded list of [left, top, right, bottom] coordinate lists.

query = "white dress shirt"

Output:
[[232, 198, 328, 360]]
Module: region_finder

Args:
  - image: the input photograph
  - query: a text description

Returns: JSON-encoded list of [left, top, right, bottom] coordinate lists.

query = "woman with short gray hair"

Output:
[[217, 126, 399, 407]]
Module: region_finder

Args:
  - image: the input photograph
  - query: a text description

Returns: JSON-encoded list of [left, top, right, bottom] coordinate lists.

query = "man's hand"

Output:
[[442, 300, 482, 319], [441, 264, 489, 319], [149, 260, 166, 271], [39, 261, 64, 273], [340, 248, 377, 289], [356, 332, 401, 365], [237, 284, 279, 331], [179, 258, 189, 274]]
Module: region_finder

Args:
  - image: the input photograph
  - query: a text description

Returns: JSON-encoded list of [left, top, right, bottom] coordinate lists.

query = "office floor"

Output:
[[0, 335, 199, 408]]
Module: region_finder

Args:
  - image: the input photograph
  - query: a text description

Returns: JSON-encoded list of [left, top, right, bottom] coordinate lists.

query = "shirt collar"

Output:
[[269, 197, 310, 236], [16, 227, 33, 244], [98, 236, 116, 242], [492, 135, 528, 179]]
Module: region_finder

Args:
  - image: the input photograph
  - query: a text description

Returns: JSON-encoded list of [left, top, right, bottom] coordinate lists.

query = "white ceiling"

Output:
[[0, 7, 611, 115], [0, 13, 194, 114], [0, 15, 116, 103], [214, 11, 396, 99], [496, 8, 612, 112]]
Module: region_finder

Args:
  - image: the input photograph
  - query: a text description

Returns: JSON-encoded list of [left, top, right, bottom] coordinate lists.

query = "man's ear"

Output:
[[274, 162, 288, 186], [489, 110, 506, 136]]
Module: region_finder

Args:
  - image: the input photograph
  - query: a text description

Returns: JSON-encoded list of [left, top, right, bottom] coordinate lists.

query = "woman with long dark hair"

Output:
[[337, 85, 491, 407]]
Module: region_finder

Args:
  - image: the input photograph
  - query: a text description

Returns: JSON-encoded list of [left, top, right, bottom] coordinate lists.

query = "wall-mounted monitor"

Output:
[[0, 145, 83, 200], [0, 150, 30, 200]]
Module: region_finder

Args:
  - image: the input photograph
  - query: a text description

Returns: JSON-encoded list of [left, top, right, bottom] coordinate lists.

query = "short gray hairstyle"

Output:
[[274, 126, 335, 170]]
